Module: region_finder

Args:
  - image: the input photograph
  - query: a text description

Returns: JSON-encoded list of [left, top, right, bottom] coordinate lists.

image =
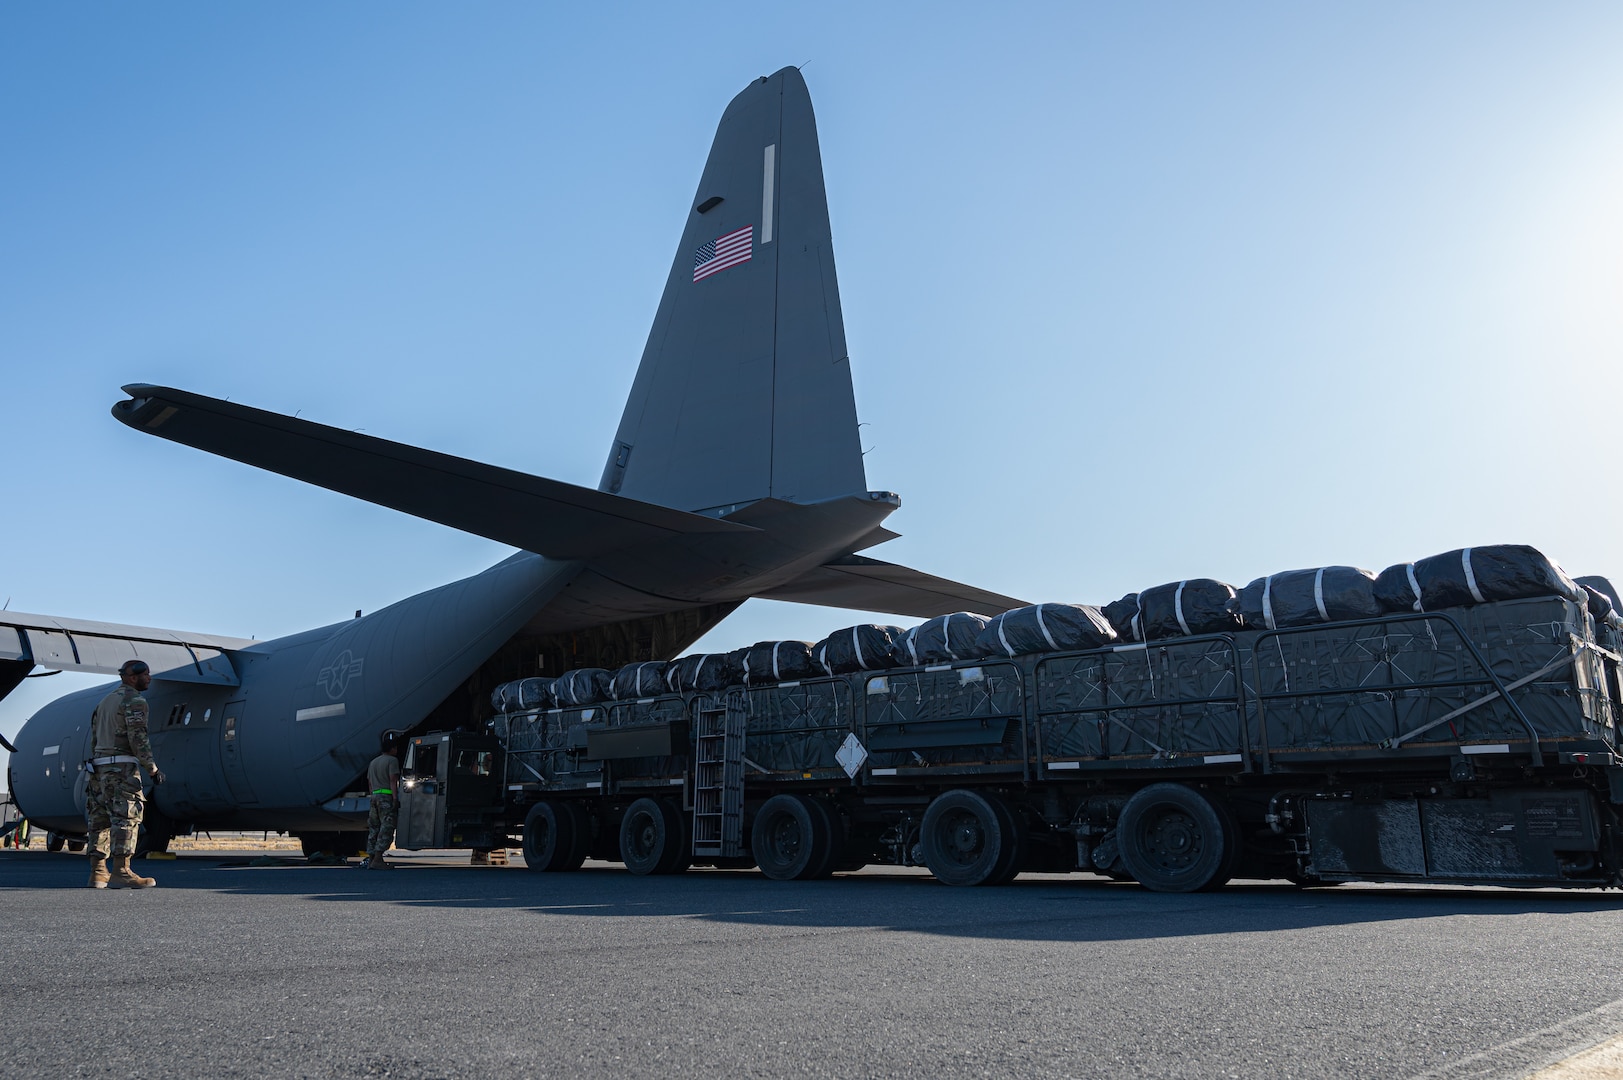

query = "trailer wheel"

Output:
[[524, 801, 588, 872], [1205, 798, 1242, 892], [557, 802, 592, 870], [987, 796, 1026, 885], [751, 795, 838, 881], [920, 789, 1013, 886], [1116, 784, 1230, 893], [619, 798, 689, 876]]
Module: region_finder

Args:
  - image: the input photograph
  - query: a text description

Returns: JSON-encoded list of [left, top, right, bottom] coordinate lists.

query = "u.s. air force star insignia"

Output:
[[317, 650, 364, 700]]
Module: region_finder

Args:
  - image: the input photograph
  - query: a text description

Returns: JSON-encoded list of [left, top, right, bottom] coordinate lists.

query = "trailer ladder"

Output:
[[692, 692, 746, 858]]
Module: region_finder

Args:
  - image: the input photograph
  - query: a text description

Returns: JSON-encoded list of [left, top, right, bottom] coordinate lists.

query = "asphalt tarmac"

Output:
[[4, 850, 1623, 1080]]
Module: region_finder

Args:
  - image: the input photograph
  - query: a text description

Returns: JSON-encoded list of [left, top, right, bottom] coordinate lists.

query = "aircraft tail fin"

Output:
[[600, 66, 867, 513]]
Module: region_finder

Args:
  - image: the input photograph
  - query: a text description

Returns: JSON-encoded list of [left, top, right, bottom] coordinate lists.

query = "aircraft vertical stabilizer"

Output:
[[600, 67, 866, 513]]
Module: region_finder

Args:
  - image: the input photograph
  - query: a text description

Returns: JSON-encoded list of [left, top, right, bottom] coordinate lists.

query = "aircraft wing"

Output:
[[112, 385, 760, 559], [0, 611, 249, 705], [756, 556, 1027, 619]]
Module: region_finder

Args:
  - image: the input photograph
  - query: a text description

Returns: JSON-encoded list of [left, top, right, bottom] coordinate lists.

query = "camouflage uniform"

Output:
[[86, 685, 158, 858], [365, 751, 401, 857]]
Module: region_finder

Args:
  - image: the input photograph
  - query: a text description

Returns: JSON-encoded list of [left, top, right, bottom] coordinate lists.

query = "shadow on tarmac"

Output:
[[6, 848, 1620, 944]]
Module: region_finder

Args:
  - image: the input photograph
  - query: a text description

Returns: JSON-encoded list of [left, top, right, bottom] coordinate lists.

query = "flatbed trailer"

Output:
[[397, 593, 1623, 892]]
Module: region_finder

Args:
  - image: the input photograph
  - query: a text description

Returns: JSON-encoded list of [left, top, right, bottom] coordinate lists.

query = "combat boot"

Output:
[[366, 853, 394, 870], [106, 854, 156, 889], [87, 855, 110, 889]]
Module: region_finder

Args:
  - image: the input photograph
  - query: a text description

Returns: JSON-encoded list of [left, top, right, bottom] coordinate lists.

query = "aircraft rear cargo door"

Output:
[[219, 700, 258, 803]]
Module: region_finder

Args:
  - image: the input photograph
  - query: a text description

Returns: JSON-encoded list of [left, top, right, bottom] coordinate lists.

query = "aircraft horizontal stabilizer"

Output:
[[756, 555, 1027, 619], [0, 611, 249, 701], [113, 386, 760, 558]]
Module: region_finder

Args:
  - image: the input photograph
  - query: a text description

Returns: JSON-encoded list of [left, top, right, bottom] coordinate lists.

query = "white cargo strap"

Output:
[[905, 626, 920, 665], [943, 613, 959, 660], [1034, 605, 1060, 650], [1462, 547, 1486, 604], [1261, 575, 1277, 631], [1406, 564, 1423, 612], [693, 655, 709, 691], [1130, 608, 1142, 642], [851, 628, 867, 669], [771, 643, 783, 681], [995, 615, 1013, 657], [1313, 567, 1330, 623], [1174, 582, 1192, 636]]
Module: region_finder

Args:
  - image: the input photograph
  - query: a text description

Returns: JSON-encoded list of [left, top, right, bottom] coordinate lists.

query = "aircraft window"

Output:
[[223, 715, 237, 742], [183, 711, 192, 726], [167, 704, 187, 728], [455, 750, 493, 776], [203, 708, 212, 724]]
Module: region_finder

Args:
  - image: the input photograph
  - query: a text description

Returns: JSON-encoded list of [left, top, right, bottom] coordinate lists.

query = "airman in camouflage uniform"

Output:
[[85, 660, 166, 889], [364, 733, 402, 869]]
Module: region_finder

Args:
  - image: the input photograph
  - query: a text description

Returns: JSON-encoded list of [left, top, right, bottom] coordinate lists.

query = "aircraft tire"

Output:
[[920, 789, 1012, 887], [750, 794, 837, 881], [67, 838, 85, 853], [619, 797, 687, 876], [46, 832, 65, 853], [1116, 783, 1230, 893]]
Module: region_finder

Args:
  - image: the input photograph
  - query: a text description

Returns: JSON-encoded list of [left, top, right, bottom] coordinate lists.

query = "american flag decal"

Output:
[[693, 224, 753, 282]]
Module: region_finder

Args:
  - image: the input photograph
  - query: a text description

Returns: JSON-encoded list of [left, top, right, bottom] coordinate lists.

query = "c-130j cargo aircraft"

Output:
[[2, 68, 1024, 853]]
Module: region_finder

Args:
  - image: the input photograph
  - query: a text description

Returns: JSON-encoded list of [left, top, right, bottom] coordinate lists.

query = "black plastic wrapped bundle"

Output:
[[1101, 593, 1141, 642], [490, 677, 554, 713], [1577, 575, 1621, 614], [1374, 563, 1421, 613], [665, 652, 745, 693], [903, 613, 991, 664], [1413, 545, 1581, 610], [743, 641, 818, 684], [1575, 577, 1623, 629], [1136, 580, 1241, 640], [552, 668, 613, 707], [976, 603, 1116, 657], [1233, 567, 1381, 630], [611, 661, 669, 700], [1580, 584, 1615, 621], [813, 625, 909, 675]]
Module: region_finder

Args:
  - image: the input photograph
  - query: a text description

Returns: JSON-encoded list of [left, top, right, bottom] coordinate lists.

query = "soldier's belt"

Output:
[[84, 755, 141, 771]]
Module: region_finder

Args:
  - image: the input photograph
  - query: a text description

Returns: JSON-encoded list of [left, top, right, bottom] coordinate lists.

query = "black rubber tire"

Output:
[[524, 801, 582, 872], [333, 833, 365, 859], [66, 839, 85, 853], [619, 797, 689, 876], [1116, 783, 1230, 893], [298, 832, 336, 859], [750, 795, 838, 881], [986, 795, 1026, 885], [801, 797, 842, 880], [46, 832, 65, 853], [1202, 798, 1242, 892], [920, 789, 1011, 887], [655, 799, 692, 875], [556, 802, 592, 871]]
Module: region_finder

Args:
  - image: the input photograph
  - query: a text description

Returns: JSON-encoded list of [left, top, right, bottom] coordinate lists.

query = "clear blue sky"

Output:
[[4, 4, 1621, 779]]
